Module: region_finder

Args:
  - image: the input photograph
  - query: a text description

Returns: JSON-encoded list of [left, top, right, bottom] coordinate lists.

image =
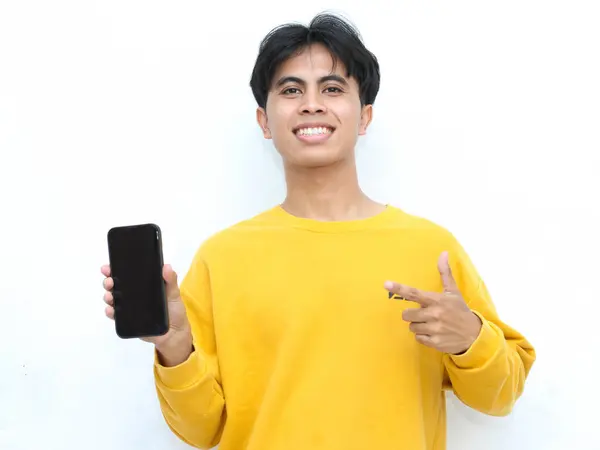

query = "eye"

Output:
[[281, 87, 301, 95], [324, 86, 343, 94]]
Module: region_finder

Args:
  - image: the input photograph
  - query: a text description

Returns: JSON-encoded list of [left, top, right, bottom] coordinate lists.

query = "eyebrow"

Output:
[[274, 74, 349, 88]]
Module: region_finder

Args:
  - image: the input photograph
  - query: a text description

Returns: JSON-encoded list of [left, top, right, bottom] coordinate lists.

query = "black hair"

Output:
[[249, 12, 380, 109]]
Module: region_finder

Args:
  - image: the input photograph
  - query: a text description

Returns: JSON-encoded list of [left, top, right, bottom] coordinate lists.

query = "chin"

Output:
[[284, 150, 348, 169], [278, 142, 352, 169]]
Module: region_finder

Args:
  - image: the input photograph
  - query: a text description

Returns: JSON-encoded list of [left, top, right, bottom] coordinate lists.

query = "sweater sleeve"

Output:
[[153, 249, 226, 449], [442, 239, 536, 416]]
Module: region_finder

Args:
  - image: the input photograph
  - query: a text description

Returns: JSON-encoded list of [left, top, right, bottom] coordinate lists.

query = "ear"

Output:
[[256, 107, 272, 139], [358, 104, 373, 136]]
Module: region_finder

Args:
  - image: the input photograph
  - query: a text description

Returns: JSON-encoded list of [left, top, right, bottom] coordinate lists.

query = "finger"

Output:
[[103, 277, 114, 291], [408, 322, 433, 335], [101, 265, 111, 277], [415, 334, 437, 349], [163, 264, 180, 301], [385, 281, 434, 307], [103, 291, 113, 306], [402, 307, 429, 323], [438, 251, 459, 294], [105, 305, 114, 320]]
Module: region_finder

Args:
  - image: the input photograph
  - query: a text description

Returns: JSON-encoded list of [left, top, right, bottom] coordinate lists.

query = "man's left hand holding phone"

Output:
[[102, 223, 194, 367]]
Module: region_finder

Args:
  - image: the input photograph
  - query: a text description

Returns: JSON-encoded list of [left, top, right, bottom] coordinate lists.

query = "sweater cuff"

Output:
[[450, 311, 502, 369], [154, 346, 207, 389]]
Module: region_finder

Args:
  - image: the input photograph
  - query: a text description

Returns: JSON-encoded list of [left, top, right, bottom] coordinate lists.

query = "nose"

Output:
[[299, 89, 327, 115]]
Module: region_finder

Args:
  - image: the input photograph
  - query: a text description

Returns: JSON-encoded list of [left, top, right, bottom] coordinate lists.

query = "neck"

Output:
[[281, 157, 385, 221]]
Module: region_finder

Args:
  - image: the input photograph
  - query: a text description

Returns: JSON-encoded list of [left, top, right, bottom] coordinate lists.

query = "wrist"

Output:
[[469, 310, 483, 340], [462, 311, 483, 353], [454, 311, 483, 355], [155, 329, 194, 367]]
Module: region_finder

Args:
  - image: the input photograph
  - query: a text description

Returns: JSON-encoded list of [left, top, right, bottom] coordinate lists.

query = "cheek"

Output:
[[266, 106, 294, 138], [269, 121, 290, 142], [335, 101, 363, 128]]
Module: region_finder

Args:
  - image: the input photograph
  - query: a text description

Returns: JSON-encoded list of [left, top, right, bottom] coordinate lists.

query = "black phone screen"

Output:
[[107, 224, 169, 338]]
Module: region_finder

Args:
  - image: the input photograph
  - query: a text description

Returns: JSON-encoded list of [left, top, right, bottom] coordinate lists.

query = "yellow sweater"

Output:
[[153, 205, 535, 450]]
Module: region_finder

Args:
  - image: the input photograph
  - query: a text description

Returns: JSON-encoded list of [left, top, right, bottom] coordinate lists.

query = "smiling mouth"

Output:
[[294, 126, 335, 137]]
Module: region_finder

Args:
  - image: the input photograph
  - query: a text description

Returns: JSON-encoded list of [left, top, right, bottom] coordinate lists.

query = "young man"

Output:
[[101, 13, 535, 450]]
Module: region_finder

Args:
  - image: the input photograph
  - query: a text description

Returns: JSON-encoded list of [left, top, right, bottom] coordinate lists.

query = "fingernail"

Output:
[[384, 281, 393, 290]]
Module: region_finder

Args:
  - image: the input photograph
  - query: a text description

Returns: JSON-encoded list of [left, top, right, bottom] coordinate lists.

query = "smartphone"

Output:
[[107, 223, 169, 339]]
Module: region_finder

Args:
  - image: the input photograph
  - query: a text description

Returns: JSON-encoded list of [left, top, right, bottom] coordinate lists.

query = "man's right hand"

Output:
[[101, 264, 194, 367]]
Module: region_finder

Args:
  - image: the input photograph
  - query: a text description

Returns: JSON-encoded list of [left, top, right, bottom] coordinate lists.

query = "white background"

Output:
[[1, 1, 599, 449]]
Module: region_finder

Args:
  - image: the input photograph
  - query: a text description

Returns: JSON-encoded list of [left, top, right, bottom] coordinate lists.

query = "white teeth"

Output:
[[296, 127, 333, 136]]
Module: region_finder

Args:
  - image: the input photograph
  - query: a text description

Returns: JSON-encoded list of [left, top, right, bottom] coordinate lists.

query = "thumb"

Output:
[[163, 264, 180, 301], [437, 251, 458, 294]]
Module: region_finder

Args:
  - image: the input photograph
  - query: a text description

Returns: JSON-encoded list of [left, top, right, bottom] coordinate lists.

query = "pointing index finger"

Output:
[[384, 281, 434, 307]]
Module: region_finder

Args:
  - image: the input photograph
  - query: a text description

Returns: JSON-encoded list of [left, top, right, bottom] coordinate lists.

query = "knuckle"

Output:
[[418, 334, 430, 345], [429, 308, 441, 321]]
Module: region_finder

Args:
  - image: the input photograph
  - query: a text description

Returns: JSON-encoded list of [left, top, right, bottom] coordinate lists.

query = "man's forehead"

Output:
[[274, 46, 348, 79]]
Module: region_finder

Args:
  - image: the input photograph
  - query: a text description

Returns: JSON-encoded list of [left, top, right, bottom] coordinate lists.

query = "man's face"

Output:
[[257, 44, 373, 168]]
